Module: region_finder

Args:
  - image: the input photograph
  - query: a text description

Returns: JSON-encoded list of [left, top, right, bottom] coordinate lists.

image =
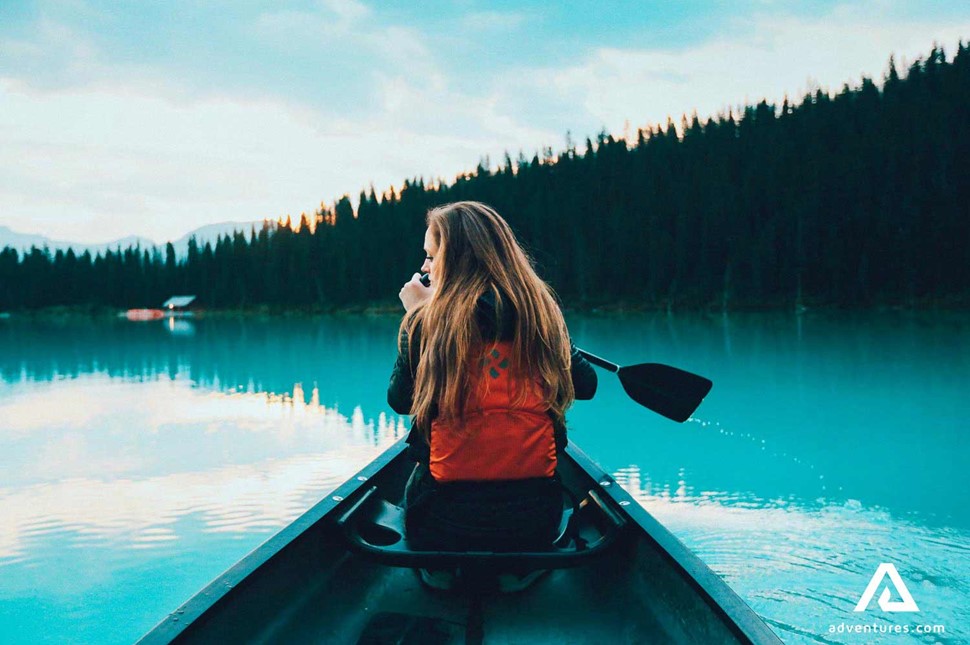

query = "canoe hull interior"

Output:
[[139, 440, 781, 645]]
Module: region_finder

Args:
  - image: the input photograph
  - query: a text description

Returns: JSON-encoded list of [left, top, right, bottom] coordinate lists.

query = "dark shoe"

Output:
[[497, 569, 548, 593], [418, 568, 456, 591]]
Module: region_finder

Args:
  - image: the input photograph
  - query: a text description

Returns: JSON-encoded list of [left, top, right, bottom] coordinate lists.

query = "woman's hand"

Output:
[[399, 273, 433, 312]]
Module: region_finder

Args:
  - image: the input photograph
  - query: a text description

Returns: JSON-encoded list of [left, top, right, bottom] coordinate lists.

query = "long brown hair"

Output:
[[400, 201, 575, 438]]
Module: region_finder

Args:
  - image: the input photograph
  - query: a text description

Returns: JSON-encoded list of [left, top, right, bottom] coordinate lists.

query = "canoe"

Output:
[[138, 439, 782, 644], [125, 308, 165, 321]]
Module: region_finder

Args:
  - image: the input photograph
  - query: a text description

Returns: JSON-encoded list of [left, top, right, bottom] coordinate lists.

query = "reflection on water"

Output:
[[0, 379, 405, 561], [0, 316, 399, 409], [0, 312, 967, 644], [566, 312, 970, 532], [615, 466, 970, 644], [0, 317, 408, 644]]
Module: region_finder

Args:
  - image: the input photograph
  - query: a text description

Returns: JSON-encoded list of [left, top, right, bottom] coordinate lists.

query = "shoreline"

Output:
[[2, 298, 969, 320]]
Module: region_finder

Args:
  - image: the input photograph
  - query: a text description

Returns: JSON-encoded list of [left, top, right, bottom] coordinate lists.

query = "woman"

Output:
[[387, 201, 596, 587]]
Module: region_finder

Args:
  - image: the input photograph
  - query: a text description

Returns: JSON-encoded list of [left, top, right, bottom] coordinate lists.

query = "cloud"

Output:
[[0, 3, 552, 242], [0, 16, 118, 92], [0, 5, 560, 243], [460, 10, 528, 31], [1, 3, 967, 243], [509, 6, 970, 135], [320, 0, 373, 24], [0, 73, 559, 243], [249, 6, 433, 73]]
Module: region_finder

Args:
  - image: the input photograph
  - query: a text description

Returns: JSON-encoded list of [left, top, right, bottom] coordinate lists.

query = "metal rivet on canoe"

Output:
[[357, 476, 367, 481], [619, 501, 630, 506], [172, 617, 179, 622], [600, 480, 612, 487], [332, 496, 344, 501]]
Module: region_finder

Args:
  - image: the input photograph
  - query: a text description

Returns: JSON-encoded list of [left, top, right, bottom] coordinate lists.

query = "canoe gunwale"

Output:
[[565, 443, 782, 644]]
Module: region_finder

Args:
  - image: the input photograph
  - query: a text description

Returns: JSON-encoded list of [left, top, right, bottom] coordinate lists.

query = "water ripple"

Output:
[[616, 469, 970, 644]]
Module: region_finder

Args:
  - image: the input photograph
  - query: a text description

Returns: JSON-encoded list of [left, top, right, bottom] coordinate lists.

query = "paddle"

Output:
[[575, 349, 712, 423], [415, 273, 712, 421]]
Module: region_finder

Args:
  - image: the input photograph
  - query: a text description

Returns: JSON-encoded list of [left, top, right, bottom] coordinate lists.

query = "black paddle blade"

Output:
[[617, 363, 713, 422]]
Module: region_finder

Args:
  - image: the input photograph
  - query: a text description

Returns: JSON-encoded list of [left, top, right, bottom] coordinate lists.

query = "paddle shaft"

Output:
[[575, 349, 619, 373]]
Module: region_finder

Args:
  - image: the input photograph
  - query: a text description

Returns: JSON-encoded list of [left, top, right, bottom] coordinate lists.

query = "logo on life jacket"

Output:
[[480, 348, 509, 379]]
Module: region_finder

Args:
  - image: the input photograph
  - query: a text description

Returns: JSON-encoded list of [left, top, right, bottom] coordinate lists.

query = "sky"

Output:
[[1, 0, 968, 244]]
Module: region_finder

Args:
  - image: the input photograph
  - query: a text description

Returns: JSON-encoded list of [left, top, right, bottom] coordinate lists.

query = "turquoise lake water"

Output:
[[0, 312, 967, 644]]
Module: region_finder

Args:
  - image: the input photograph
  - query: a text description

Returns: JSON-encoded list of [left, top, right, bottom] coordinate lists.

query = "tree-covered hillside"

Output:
[[2, 44, 968, 312]]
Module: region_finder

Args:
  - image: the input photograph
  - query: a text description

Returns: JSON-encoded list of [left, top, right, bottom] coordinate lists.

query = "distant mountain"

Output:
[[168, 221, 267, 258], [0, 225, 156, 257], [0, 226, 55, 254], [0, 220, 267, 258]]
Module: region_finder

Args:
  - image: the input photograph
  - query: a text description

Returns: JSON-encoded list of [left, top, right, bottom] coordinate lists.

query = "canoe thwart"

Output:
[[335, 482, 627, 569]]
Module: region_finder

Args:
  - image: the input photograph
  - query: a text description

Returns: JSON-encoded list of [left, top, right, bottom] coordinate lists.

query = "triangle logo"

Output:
[[854, 563, 920, 613]]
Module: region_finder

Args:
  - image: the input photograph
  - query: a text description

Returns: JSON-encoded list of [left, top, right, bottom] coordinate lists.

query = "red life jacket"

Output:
[[429, 341, 557, 483]]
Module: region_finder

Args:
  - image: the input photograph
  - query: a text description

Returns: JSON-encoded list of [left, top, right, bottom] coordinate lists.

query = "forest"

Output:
[[1, 43, 967, 312]]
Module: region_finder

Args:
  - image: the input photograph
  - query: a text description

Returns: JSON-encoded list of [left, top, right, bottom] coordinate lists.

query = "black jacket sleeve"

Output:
[[388, 323, 432, 462], [570, 343, 597, 400], [387, 324, 418, 415], [553, 342, 597, 455]]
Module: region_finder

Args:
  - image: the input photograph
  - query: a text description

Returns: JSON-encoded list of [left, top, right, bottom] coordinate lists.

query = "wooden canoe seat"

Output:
[[335, 484, 626, 570]]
